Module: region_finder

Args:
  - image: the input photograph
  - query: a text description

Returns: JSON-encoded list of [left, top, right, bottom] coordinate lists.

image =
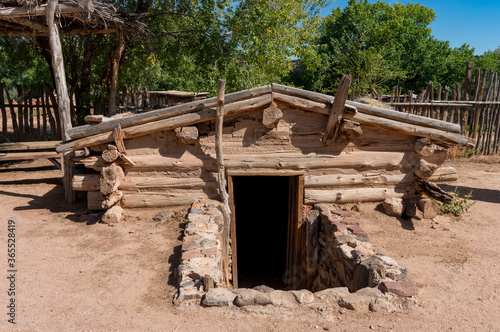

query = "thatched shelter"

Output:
[[0, 0, 147, 36], [0, 0, 149, 202]]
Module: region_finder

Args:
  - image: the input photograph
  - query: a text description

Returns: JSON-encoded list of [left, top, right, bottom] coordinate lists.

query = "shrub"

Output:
[[437, 188, 475, 217]]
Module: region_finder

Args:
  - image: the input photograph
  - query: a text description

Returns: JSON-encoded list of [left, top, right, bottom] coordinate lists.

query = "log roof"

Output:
[[0, 0, 148, 37], [56, 84, 474, 154]]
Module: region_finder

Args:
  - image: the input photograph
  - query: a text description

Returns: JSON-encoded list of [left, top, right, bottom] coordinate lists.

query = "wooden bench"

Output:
[[0, 141, 62, 168]]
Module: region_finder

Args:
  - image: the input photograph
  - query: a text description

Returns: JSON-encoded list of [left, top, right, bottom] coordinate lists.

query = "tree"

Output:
[[290, 0, 476, 97], [0, 0, 327, 124]]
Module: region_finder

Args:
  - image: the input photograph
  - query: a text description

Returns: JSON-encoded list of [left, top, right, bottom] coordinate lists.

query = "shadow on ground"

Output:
[[439, 184, 500, 204]]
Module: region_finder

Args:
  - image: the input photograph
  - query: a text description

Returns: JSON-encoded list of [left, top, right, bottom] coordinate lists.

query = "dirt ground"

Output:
[[0, 158, 499, 331]]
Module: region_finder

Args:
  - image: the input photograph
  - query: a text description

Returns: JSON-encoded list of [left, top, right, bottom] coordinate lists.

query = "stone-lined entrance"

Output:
[[175, 199, 418, 312]]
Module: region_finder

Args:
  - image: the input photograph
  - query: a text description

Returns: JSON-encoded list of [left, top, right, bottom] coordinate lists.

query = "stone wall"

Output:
[[176, 200, 225, 302], [307, 204, 415, 295]]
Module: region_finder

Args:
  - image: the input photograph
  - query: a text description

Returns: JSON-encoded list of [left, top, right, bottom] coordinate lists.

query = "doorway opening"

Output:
[[229, 174, 303, 290]]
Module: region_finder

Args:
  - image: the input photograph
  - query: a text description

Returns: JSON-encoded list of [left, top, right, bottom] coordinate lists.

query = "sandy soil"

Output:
[[0, 159, 499, 331]]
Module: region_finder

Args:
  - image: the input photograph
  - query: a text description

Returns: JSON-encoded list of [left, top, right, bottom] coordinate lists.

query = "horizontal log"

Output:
[[118, 151, 415, 172], [75, 165, 457, 192], [120, 177, 216, 190], [305, 188, 407, 204], [0, 2, 93, 19], [305, 166, 457, 188], [272, 83, 461, 134], [0, 141, 61, 151], [67, 86, 271, 140], [391, 101, 500, 106], [122, 192, 218, 208], [343, 109, 472, 146], [273, 92, 330, 114], [57, 94, 272, 153], [0, 151, 61, 161], [72, 174, 100, 191]]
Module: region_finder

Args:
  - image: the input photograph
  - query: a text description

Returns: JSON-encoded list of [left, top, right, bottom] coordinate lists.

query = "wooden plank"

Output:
[[272, 85, 462, 134], [67, 85, 272, 140], [323, 75, 351, 145], [296, 175, 304, 288], [0, 140, 61, 151], [0, 151, 61, 161], [228, 175, 238, 288], [227, 169, 304, 176]]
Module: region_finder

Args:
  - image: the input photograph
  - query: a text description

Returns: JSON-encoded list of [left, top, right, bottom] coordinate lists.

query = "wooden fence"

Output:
[[0, 83, 209, 143], [0, 83, 61, 143], [386, 62, 500, 155]]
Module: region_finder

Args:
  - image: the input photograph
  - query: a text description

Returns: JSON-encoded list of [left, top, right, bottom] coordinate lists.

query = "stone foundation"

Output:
[[176, 200, 225, 302], [175, 200, 418, 312], [307, 204, 414, 293]]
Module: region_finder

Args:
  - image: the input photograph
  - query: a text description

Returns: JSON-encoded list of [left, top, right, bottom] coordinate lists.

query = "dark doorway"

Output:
[[232, 176, 291, 289]]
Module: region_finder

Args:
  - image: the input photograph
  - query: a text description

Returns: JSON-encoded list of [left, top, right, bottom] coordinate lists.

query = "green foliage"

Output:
[[0, 37, 51, 89], [290, 0, 477, 97], [437, 189, 475, 217]]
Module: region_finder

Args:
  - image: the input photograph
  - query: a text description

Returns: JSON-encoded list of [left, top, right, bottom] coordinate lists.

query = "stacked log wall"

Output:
[[73, 102, 456, 209]]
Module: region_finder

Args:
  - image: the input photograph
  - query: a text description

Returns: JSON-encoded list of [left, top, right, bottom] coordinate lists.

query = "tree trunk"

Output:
[[107, 32, 126, 116]]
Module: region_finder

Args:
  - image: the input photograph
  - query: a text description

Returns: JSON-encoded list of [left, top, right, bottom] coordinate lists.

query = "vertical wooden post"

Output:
[[442, 86, 450, 122], [0, 83, 7, 141], [216, 79, 232, 286], [36, 86, 41, 140], [228, 175, 238, 288], [323, 74, 351, 145], [436, 84, 442, 119], [17, 86, 24, 141], [474, 68, 492, 153], [4, 87, 18, 141], [491, 76, 500, 154], [28, 88, 34, 141], [108, 31, 126, 117], [471, 68, 487, 140], [454, 83, 461, 124], [47, 0, 71, 141], [47, 0, 74, 203], [462, 61, 472, 135]]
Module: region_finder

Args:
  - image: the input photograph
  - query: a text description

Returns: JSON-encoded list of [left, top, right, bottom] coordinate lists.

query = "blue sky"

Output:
[[324, 0, 500, 55]]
